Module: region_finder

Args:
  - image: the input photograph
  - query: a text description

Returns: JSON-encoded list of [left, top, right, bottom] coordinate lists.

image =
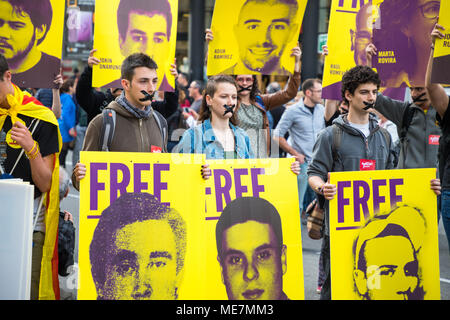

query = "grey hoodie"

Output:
[[374, 93, 441, 170], [307, 113, 395, 235]]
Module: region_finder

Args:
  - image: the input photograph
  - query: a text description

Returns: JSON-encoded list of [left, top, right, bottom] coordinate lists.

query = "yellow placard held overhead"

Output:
[[4, 0, 65, 88], [432, 0, 450, 84], [329, 168, 440, 300], [207, 0, 307, 76], [322, 0, 373, 100], [203, 158, 304, 300], [92, 0, 178, 91], [78, 152, 206, 300]]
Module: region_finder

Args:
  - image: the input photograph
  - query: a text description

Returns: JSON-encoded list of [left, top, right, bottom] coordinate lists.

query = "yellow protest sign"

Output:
[[92, 0, 178, 91], [432, 0, 450, 84], [203, 158, 304, 300], [78, 152, 206, 300], [322, 0, 373, 99], [4, 0, 64, 88], [207, 0, 307, 76], [329, 168, 440, 300]]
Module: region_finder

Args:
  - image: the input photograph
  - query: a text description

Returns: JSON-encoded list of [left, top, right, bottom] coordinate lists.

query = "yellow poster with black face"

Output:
[[203, 158, 304, 300], [322, 0, 373, 100], [432, 0, 450, 84], [329, 168, 440, 300], [207, 0, 307, 76], [77, 152, 207, 300], [92, 0, 178, 91], [3, 0, 64, 88]]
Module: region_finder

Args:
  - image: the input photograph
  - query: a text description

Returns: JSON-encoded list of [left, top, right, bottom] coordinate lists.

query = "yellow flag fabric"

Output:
[[329, 168, 440, 300], [0, 84, 62, 300]]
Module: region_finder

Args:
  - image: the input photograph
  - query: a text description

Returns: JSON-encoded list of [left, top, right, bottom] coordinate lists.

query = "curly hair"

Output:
[[341, 65, 381, 104]]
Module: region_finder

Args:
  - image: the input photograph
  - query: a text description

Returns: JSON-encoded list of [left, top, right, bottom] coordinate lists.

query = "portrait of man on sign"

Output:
[[89, 192, 187, 300], [353, 205, 426, 300], [102, 0, 175, 91], [225, 0, 299, 76], [0, 0, 61, 88], [215, 197, 289, 300]]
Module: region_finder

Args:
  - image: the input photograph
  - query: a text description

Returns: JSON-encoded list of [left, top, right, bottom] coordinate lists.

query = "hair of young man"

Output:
[[198, 75, 239, 126], [240, 0, 299, 22], [89, 192, 186, 290], [59, 78, 75, 94], [302, 78, 322, 95], [121, 52, 158, 82], [117, 0, 173, 41], [4, 0, 53, 46], [0, 54, 9, 80], [215, 196, 283, 259], [341, 65, 381, 104]]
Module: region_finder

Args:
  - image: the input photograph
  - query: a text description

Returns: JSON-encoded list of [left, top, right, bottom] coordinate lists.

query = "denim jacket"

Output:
[[174, 119, 254, 159]]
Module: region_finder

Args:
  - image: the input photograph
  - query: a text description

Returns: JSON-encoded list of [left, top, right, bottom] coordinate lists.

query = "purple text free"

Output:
[[90, 162, 170, 210]]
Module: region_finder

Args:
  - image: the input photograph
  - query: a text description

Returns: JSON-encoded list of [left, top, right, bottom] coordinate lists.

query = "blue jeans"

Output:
[[297, 162, 315, 212], [441, 190, 450, 252]]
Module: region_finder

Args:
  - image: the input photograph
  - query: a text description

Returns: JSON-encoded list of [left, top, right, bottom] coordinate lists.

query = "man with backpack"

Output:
[[307, 65, 441, 300], [365, 43, 442, 170], [72, 53, 170, 190]]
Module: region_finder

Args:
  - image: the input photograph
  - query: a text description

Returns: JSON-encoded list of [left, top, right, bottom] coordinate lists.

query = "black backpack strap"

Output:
[[99, 108, 116, 151], [399, 104, 416, 143], [331, 124, 342, 162]]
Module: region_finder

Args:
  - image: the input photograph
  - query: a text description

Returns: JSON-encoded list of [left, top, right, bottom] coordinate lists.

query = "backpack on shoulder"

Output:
[[98, 108, 168, 152]]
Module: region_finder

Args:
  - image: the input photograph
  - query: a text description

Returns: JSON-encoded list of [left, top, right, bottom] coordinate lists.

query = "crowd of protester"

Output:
[[1, 20, 449, 300]]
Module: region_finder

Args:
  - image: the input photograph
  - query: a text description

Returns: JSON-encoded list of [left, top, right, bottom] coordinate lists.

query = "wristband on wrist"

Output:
[[316, 184, 324, 195], [25, 141, 40, 160]]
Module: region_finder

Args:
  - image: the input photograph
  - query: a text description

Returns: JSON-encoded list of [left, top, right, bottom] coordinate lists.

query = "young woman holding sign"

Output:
[[174, 75, 300, 177]]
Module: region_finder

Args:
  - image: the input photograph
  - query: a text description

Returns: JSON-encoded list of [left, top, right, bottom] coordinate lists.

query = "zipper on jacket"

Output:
[[139, 119, 144, 151]]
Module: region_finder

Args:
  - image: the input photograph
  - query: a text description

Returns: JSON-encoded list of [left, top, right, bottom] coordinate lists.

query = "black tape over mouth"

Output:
[[363, 101, 375, 110], [412, 92, 427, 104], [139, 90, 155, 102], [237, 85, 252, 93], [223, 104, 236, 116]]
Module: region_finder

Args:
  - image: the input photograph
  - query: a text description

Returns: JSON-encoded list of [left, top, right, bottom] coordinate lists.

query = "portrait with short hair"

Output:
[[77, 152, 207, 300], [203, 158, 305, 300], [0, 0, 64, 88], [328, 169, 441, 300], [92, 0, 178, 92], [207, 0, 307, 76], [90, 192, 187, 300], [215, 197, 289, 300]]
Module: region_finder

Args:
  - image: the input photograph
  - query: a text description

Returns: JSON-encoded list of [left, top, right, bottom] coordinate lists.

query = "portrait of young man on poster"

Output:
[[353, 205, 426, 300], [101, 0, 175, 91], [223, 0, 300, 76], [89, 192, 187, 300], [215, 197, 289, 300], [0, 0, 61, 88]]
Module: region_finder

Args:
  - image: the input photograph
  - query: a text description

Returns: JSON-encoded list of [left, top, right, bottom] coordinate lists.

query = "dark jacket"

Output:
[[75, 66, 178, 124], [307, 114, 395, 235]]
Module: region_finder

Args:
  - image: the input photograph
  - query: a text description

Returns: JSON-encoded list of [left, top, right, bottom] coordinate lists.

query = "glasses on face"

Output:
[[417, 1, 440, 19], [310, 89, 322, 93], [236, 77, 254, 84]]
